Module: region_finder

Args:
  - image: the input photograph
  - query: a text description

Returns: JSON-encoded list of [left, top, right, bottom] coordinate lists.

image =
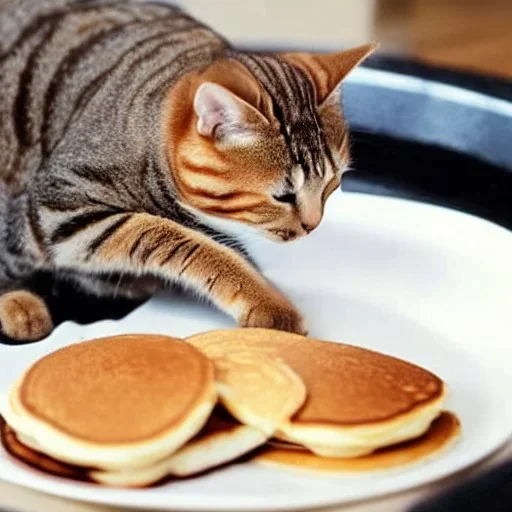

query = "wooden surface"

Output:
[[179, 0, 512, 78], [375, 0, 512, 78]]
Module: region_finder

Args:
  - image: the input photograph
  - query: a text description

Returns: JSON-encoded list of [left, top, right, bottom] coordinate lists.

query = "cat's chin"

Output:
[[263, 228, 305, 243], [262, 232, 304, 244]]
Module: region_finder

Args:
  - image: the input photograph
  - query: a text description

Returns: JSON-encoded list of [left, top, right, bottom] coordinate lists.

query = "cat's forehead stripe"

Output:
[[229, 52, 329, 180]]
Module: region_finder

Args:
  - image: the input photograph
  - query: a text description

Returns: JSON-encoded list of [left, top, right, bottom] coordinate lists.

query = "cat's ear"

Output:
[[281, 43, 378, 105], [194, 82, 267, 144]]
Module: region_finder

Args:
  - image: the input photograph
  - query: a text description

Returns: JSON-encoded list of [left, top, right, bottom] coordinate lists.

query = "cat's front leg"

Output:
[[51, 213, 306, 335]]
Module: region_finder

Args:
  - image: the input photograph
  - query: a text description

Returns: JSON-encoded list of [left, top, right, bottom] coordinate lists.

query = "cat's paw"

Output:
[[240, 298, 307, 335], [0, 291, 53, 342]]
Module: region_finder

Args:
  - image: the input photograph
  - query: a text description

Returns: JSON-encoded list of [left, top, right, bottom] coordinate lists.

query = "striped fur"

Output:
[[0, 0, 376, 341]]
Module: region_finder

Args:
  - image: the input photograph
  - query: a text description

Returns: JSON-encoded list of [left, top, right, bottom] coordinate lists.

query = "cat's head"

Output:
[[167, 43, 377, 242]]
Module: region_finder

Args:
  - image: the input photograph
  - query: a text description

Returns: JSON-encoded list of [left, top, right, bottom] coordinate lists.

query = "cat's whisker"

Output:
[[113, 272, 124, 299]]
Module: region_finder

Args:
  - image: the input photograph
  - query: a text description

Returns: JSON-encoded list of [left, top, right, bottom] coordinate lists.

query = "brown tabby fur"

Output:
[[0, 0, 376, 341]]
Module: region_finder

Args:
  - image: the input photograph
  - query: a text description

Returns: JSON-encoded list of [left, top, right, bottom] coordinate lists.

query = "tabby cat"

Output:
[[0, 0, 376, 342]]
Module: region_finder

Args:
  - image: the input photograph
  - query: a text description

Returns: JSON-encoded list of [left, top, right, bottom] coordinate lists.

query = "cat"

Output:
[[0, 0, 376, 342]]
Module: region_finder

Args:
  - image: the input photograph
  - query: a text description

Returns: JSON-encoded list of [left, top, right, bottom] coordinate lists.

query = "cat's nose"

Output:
[[300, 207, 322, 234], [301, 221, 319, 234]]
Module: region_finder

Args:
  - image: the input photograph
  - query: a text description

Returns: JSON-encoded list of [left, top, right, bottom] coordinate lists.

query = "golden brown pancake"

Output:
[[254, 412, 461, 474], [192, 347, 307, 436], [1, 408, 267, 487], [1, 411, 460, 483], [1, 334, 217, 470], [188, 329, 446, 457], [0, 417, 87, 481], [91, 407, 267, 486]]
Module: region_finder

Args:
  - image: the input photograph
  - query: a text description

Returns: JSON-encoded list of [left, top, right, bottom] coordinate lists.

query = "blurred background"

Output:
[[177, 0, 512, 78]]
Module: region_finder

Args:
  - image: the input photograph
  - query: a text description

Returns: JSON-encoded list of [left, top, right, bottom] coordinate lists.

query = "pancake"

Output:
[[188, 329, 446, 457], [91, 408, 267, 486], [192, 348, 307, 436], [0, 417, 88, 481], [254, 412, 461, 474], [1, 409, 267, 487], [0, 334, 217, 470]]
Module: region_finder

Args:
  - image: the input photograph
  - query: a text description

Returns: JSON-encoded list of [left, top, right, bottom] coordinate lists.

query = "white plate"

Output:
[[1, 192, 512, 511]]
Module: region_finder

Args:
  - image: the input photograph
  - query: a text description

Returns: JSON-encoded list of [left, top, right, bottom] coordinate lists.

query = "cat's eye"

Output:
[[273, 193, 296, 204]]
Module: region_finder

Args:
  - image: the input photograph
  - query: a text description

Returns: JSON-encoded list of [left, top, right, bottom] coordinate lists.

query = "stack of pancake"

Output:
[[0, 329, 457, 486]]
